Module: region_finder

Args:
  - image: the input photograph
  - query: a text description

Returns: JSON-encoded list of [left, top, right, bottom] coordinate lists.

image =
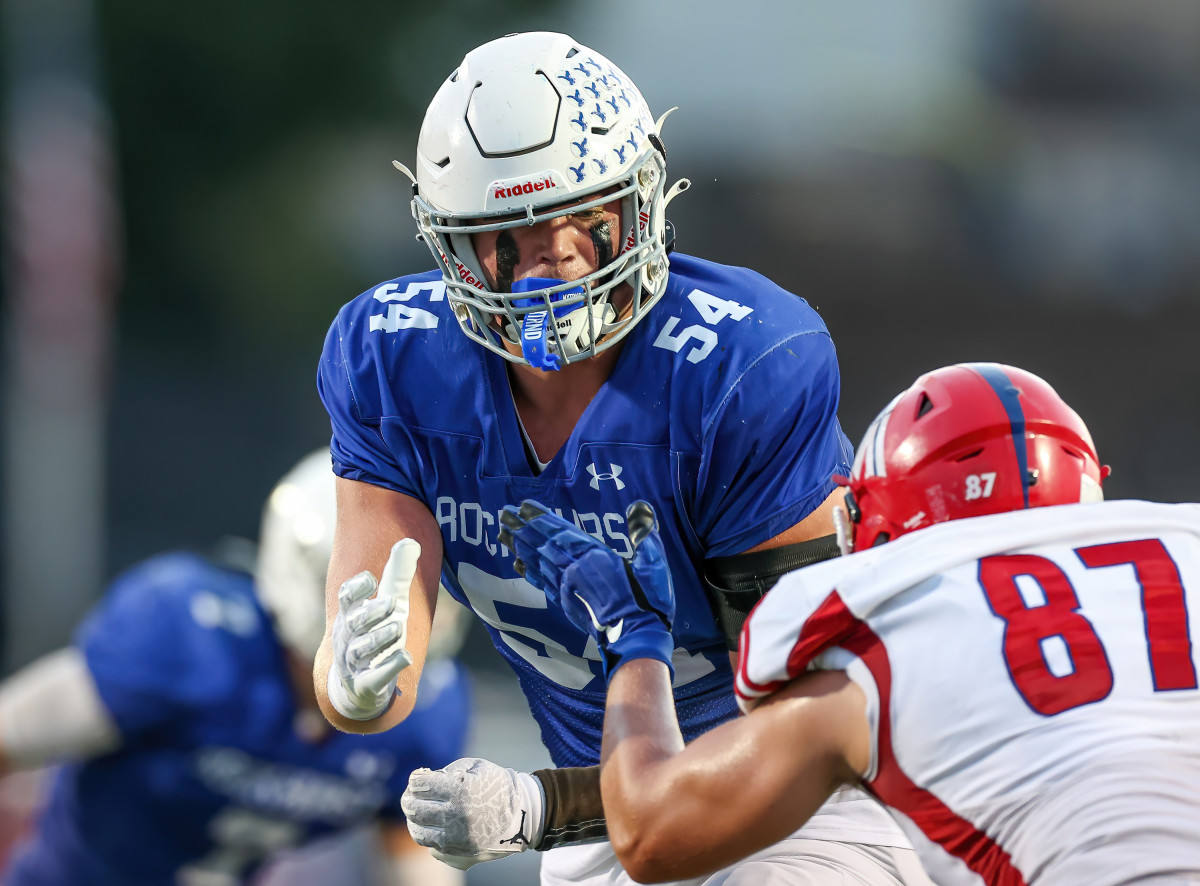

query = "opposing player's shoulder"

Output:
[[735, 499, 1200, 710], [734, 551, 879, 710]]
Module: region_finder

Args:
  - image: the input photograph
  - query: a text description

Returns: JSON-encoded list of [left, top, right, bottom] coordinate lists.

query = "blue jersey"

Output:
[[319, 253, 852, 767], [5, 553, 471, 886]]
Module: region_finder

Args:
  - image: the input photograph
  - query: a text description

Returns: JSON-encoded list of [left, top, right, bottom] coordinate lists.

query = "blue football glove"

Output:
[[499, 499, 675, 682]]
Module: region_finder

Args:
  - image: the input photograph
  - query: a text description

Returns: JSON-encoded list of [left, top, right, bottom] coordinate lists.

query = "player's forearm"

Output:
[[601, 660, 810, 882], [599, 659, 695, 881]]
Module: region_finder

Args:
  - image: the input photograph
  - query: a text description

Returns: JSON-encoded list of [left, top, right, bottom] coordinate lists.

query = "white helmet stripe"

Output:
[[853, 392, 903, 481]]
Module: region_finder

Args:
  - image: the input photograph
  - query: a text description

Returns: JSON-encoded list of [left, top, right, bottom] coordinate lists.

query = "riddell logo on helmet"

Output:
[[486, 171, 565, 205], [623, 210, 651, 251], [492, 176, 559, 200], [434, 242, 486, 290], [454, 259, 485, 290]]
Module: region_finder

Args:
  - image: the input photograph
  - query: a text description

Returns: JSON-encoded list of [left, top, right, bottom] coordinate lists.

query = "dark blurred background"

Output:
[[4, 0, 1199, 691]]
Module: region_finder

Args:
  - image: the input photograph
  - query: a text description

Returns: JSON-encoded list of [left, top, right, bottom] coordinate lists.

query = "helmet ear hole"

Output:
[[916, 393, 934, 418], [872, 533, 891, 547]]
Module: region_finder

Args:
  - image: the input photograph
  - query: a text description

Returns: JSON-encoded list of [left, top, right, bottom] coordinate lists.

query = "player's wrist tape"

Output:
[[326, 670, 398, 722], [532, 765, 608, 851]]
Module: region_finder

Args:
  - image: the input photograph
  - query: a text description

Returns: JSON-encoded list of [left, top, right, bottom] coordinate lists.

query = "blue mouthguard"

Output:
[[511, 277, 585, 372]]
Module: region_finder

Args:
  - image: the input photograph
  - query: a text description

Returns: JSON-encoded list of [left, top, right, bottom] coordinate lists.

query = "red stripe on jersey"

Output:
[[787, 591, 1030, 886], [736, 616, 788, 698]]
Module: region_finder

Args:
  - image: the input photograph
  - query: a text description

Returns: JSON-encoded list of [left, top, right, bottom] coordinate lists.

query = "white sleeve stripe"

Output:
[[735, 596, 803, 711]]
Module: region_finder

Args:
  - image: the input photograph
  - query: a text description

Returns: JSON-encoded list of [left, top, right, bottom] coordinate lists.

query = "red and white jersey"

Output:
[[737, 500, 1200, 886]]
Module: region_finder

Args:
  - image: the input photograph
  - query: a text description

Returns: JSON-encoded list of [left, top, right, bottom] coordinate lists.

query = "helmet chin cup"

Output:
[[406, 32, 687, 368], [512, 277, 580, 371], [510, 277, 620, 370]]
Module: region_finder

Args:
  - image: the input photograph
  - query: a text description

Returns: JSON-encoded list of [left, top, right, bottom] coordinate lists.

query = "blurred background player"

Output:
[[500, 362, 1200, 885], [0, 449, 471, 886], [315, 29, 930, 886]]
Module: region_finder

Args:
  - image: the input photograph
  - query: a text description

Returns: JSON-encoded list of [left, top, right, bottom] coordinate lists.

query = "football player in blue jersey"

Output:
[[315, 30, 931, 886], [0, 449, 470, 886]]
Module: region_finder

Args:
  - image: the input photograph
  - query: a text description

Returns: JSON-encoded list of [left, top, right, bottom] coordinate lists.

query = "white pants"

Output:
[[540, 836, 935, 886]]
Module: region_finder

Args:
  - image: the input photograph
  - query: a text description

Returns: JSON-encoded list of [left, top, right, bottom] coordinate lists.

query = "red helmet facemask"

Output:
[[838, 363, 1110, 554]]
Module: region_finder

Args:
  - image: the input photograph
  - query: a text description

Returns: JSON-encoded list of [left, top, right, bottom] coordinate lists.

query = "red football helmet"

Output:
[[839, 363, 1110, 553]]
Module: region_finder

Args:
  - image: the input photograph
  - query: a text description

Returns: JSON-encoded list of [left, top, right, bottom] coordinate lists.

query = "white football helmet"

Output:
[[400, 31, 690, 367], [255, 449, 471, 662]]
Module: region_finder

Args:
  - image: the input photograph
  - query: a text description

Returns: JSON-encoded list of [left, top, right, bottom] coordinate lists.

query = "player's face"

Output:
[[471, 195, 624, 293]]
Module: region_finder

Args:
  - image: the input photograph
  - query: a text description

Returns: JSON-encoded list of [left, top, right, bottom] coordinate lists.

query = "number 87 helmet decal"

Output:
[[835, 363, 1111, 555], [393, 31, 690, 368]]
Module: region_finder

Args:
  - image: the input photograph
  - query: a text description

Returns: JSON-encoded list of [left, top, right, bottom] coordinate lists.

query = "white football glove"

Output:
[[326, 538, 419, 721], [401, 757, 545, 870]]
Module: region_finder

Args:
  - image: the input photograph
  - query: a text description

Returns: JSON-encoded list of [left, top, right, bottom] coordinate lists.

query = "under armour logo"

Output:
[[587, 463, 625, 490]]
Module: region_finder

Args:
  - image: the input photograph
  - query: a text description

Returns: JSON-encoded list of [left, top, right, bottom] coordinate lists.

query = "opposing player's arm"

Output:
[[600, 659, 870, 884], [314, 477, 443, 733]]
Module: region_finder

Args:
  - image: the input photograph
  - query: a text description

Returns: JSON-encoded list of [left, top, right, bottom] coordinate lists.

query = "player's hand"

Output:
[[402, 757, 544, 870], [499, 500, 676, 680], [326, 538, 419, 721]]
